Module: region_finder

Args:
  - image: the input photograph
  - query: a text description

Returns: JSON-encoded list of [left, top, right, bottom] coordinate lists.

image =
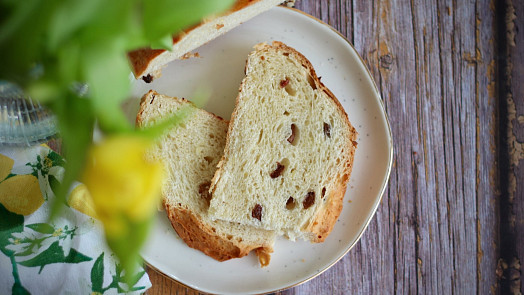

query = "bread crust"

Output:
[[128, 0, 282, 79], [165, 202, 244, 261], [166, 201, 273, 264], [213, 41, 357, 242]]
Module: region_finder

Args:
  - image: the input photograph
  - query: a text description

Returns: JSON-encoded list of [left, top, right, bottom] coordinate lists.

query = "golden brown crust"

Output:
[[164, 201, 274, 263], [164, 202, 247, 261], [128, 49, 165, 80]]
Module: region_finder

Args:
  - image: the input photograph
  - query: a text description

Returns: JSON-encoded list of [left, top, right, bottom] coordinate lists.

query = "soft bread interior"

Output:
[[209, 42, 357, 242]]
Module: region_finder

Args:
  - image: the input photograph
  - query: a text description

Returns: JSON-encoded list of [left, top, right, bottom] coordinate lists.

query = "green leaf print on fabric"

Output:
[[91, 253, 105, 293], [25, 223, 55, 234], [27, 155, 43, 179], [89, 252, 147, 294], [25, 149, 65, 202], [0, 204, 27, 294], [18, 241, 92, 273], [11, 279, 30, 295], [46, 150, 65, 168], [110, 263, 146, 293], [0, 204, 24, 255]]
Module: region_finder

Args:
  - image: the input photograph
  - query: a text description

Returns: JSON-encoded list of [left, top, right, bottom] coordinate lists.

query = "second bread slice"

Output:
[[137, 90, 275, 265]]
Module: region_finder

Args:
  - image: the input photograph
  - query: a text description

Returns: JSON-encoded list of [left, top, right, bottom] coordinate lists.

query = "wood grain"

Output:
[[499, 0, 523, 294], [146, 0, 521, 294]]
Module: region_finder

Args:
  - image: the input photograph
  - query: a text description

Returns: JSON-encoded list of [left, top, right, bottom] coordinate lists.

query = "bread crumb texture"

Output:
[[137, 90, 275, 263], [209, 42, 357, 242]]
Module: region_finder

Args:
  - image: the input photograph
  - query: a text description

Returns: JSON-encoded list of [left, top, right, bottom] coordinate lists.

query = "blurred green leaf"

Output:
[[105, 215, 152, 285], [143, 0, 236, 42], [137, 103, 195, 140], [81, 41, 132, 133], [25, 80, 61, 104], [49, 93, 95, 218], [150, 34, 174, 51], [0, 0, 58, 85], [47, 0, 104, 51]]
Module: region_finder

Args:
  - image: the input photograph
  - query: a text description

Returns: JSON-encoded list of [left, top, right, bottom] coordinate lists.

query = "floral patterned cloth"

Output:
[[0, 145, 151, 295]]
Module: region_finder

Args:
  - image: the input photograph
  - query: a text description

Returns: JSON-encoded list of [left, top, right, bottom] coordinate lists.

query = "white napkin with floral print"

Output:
[[0, 145, 151, 295]]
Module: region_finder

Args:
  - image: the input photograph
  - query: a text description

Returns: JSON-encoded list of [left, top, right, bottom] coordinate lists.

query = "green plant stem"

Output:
[[10, 254, 20, 285]]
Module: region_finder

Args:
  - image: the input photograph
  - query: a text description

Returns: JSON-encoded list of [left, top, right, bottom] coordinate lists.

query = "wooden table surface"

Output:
[[146, 0, 524, 294]]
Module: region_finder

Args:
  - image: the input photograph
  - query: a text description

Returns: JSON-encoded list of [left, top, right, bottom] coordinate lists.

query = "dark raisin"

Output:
[[252, 204, 263, 221], [280, 78, 290, 88], [303, 191, 315, 209], [270, 162, 285, 178], [323, 122, 331, 138], [287, 124, 297, 144], [321, 187, 326, 198], [198, 182, 212, 204], [286, 197, 295, 210], [352, 140, 358, 147], [142, 74, 153, 83]]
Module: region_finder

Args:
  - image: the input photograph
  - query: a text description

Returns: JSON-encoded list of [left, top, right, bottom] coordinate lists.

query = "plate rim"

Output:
[[141, 6, 394, 294]]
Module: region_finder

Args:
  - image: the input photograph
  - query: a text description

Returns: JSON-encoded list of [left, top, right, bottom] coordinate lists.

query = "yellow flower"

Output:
[[82, 135, 164, 238], [68, 183, 98, 218]]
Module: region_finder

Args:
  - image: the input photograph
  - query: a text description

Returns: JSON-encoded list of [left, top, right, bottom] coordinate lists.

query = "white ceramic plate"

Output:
[[129, 6, 392, 295]]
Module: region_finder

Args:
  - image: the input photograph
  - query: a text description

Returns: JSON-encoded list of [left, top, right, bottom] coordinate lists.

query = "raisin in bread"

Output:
[[136, 90, 275, 265], [128, 0, 286, 81], [209, 41, 358, 242]]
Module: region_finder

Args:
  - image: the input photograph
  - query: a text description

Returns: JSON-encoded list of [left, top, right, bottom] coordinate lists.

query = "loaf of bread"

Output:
[[136, 90, 275, 265], [128, 0, 287, 81], [209, 41, 358, 242]]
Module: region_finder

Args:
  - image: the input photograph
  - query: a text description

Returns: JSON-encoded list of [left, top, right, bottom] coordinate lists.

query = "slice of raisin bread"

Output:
[[136, 90, 275, 265], [128, 0, 286, 81], [209, 41, 358, 242]]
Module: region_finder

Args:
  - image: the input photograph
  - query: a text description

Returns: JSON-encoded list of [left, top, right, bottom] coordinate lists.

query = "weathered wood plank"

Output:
[[146, 270, 200, 295], [509, 0, 524, 291], [500, 0, 523, 294], [449, 1, 479, 292], [475, 0, 500, 293], [409, 0, 452, 293], [369, 0, 420, 293], [434, 1, 458, 294]]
